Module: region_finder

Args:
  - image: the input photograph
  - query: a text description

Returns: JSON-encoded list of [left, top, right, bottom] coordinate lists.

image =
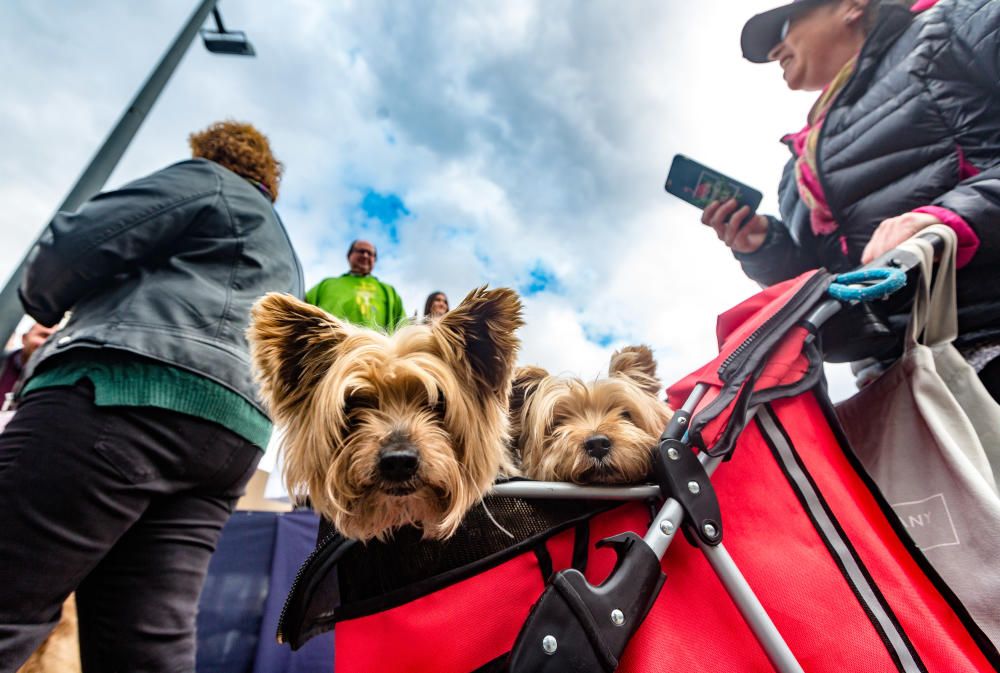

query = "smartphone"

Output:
[[664, 154, 762, 216]]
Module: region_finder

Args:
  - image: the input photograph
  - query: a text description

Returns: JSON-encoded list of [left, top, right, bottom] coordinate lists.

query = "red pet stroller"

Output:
[[277, 237, 1000, 672]]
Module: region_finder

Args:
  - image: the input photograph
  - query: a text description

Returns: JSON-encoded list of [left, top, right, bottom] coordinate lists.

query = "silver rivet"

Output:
[[542, 635, 557, 655], [57, 336, 72, 346], [703, 523, 717, 538], [658, 519, 675, 535], [611, 609, 625, 626], [687, 481, 700, 495], [678, 416, 688, 425], [666, 447, 680, 460]]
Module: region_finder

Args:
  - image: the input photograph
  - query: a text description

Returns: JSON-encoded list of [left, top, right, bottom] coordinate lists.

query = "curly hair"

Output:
[[189, 121, 282, 201]]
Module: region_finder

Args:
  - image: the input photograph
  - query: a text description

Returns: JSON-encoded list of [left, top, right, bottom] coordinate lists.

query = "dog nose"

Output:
[[379, 447, 420, 482], [584, 434, 612, 461]]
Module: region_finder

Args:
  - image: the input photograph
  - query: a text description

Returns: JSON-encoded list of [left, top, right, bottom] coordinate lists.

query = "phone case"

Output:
[[665, 154, 762, 215]]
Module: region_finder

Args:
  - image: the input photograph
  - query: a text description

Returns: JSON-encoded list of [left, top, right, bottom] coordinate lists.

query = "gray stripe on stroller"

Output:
[[758, 406, 922, 673]]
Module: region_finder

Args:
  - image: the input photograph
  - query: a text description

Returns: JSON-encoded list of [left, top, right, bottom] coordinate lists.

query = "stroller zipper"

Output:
[[275, 529, 344, 645], [716, 271, 830, 379]]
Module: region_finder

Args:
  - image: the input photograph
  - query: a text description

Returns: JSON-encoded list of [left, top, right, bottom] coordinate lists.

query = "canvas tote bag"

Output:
[[837, 224, 1000, 645]]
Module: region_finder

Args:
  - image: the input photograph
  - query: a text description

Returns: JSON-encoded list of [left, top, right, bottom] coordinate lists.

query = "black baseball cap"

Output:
[[741, 0, 829, 63]]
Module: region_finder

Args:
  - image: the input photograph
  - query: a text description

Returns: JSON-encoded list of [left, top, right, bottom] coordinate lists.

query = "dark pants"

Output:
[[0, 381, 260, 673]]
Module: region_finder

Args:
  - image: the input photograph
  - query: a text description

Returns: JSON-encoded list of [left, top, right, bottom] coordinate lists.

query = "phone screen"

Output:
[[689, 170, 745, 208], [665, 154, 762, 215]]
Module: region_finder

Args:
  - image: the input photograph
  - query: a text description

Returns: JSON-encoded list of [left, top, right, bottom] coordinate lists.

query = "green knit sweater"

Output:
[[23, 351, 271, 449]]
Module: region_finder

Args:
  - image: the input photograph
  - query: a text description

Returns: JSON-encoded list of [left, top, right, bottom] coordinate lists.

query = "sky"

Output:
[[0, 0, 859, 414]]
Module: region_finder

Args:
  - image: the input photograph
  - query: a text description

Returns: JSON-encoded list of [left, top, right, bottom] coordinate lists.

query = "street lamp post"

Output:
[[0, 0, 255, 346]]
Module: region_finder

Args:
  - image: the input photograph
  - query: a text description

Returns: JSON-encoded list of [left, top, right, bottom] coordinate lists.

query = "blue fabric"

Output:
[[252, 510, 334, 673], [196, 512, 277, 673], [196, 510, 333, 673], [828, 268, 906, 302]]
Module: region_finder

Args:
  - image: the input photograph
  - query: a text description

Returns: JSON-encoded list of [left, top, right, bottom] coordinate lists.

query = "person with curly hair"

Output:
[[0, 120, 303, 671]]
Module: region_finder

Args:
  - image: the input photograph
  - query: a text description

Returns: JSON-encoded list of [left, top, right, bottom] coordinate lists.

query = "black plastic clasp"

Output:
[[507, 533, 666, 673], [661, 408, 691, 442], [652, 437, 723, 546]]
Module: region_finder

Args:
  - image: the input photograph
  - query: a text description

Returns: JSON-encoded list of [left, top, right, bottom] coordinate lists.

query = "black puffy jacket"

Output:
[[737, 0, 1000, 345], [18, 159, 304, 413]]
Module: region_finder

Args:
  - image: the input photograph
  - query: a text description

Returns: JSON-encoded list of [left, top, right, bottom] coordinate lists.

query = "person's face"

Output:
[[767, 0, 867, 92], [21, 323, 55, 360], [348, 241, 377, 275], [429, 294, 449, 318]]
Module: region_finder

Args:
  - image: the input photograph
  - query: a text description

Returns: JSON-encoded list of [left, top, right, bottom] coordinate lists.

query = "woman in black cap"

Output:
[[702, 0, 1000, 398]]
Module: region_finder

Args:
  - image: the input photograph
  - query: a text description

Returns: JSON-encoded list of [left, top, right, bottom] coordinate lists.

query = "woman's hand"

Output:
[[702, 199, 769, 253], [860, 212, 940, 264]]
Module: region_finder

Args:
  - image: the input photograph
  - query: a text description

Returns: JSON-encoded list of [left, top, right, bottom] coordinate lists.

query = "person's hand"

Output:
[[860, 212, 940, 265], [702, 199, 769, 254]]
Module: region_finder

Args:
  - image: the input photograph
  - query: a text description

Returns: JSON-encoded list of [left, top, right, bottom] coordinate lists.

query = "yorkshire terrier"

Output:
[[248, 287, 524, 541], [511, 345, 672, 484]]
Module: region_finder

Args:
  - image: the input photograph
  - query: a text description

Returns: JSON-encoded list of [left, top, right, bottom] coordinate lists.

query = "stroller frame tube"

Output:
[[699, 538, 806, 673], [497, 384, 807, 673], [649, 385, 806, 673]]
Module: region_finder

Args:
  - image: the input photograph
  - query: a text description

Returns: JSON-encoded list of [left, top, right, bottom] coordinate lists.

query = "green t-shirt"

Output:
[[305, 273, 407, 330]]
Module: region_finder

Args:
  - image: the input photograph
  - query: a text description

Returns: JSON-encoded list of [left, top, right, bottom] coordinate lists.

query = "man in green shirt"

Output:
[[305, 239, 406, 330]]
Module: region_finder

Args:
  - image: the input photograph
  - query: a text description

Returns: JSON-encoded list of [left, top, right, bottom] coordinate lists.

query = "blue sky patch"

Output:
[[353, 189, 412, 245], [360, 189, 410, 224], [582, 323, 619, 348], [520, 262, 560, 296]]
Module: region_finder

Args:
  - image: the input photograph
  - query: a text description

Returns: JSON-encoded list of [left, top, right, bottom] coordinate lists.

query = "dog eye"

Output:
[[620, 410, 633, 422], [431, 394, 447, 417], [346, 394, 377, 412]]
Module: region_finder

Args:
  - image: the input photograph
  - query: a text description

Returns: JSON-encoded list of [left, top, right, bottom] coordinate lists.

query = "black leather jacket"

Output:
[[737, 0, 1000, 345], [18, 158, 304, 413]]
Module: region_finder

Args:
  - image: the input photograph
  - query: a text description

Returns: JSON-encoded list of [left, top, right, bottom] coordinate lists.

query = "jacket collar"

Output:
[[839, 4, 915, 105]]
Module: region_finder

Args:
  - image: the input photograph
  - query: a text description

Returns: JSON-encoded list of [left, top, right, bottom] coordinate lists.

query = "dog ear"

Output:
[[248, 293, 348, 415], [609, 344, 662, 396], [434, 286, 524, 396], [510, 365, 548, 421]]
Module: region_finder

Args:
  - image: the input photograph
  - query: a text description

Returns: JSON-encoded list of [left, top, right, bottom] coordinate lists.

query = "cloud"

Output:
[[1, 0, 862, 403]]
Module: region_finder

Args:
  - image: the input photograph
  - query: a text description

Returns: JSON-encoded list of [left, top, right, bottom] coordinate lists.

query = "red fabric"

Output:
[[333, 505, 650, 673], [335, 552, 545, 673], [333, 275, 995, 671], [666, 271, 817, 406], [666, 271, 821, 450], [619, 393, 993, 671], [913, 205, 980, 268], [771, 395, 993, 671], [956, 145, 982, 180], [333, 396, 995, 671]]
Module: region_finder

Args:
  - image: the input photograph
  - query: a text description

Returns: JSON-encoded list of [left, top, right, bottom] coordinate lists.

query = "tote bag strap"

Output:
[[921, 224, 959, 346], [894, 224, 958, 349]]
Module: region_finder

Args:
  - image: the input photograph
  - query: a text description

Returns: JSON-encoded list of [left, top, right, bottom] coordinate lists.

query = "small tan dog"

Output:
[[249, 287, 524, 541], [511, 345, 672, 484]]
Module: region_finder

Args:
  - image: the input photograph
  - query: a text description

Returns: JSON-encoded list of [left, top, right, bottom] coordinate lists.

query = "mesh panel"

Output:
[[333, 495, 619, 605]]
